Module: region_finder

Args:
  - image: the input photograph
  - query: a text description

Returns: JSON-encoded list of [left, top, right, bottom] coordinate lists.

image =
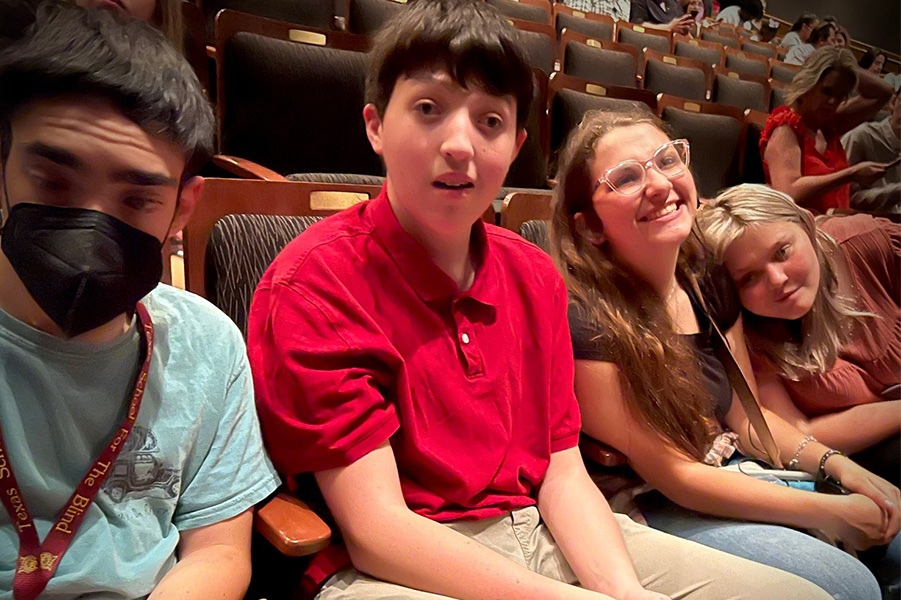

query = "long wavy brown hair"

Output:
[[549, 107, 718, 461], [156, 0, 184, 52]]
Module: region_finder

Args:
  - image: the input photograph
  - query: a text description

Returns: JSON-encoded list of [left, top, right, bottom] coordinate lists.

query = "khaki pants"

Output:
[[317, 507, 830, 599]]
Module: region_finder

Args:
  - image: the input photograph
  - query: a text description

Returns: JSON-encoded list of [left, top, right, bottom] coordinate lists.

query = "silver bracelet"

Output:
[[787, 435, 816, 470]]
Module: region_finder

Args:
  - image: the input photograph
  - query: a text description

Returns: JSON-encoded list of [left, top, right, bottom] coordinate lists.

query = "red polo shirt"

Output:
[[247, 188, 581, 583]]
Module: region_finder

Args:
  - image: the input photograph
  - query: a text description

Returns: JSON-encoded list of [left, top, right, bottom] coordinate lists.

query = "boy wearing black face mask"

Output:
[[0, 5, 279, 599]]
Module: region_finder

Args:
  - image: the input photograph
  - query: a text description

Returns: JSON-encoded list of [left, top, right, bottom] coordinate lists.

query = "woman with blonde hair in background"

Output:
[[762, 46, 893, 214], [549, 106, 899, 599]]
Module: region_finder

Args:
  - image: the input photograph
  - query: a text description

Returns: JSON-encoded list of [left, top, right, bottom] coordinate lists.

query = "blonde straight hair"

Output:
[[698, 184, 866, 379], [785, 46, 858, 106]]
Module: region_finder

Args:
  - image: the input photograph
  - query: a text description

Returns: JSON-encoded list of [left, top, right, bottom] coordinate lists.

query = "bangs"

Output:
[[367, 0, 534, 128]]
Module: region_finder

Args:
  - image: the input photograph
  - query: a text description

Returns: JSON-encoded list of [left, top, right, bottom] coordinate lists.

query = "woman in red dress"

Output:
[[761, 47, 893, 214]]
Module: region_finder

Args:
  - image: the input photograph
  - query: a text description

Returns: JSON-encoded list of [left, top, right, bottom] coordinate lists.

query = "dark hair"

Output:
[[809, 22, 836, 45], [366, 0, 534, 129], [738, 0, 763, 21], [0, 3, 214, 178], [859, 47, 886, 70], [789, 13, 817, 32]]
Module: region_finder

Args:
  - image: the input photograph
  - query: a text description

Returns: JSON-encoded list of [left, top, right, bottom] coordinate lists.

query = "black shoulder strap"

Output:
[[688, 277, 783, 468]]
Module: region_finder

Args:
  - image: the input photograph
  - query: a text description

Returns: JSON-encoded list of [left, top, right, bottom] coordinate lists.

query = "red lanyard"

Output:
[[0, 303, 154, 600]]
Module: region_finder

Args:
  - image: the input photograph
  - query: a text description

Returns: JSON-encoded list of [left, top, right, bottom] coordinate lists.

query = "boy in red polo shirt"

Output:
[[247, 1, 831, 598]]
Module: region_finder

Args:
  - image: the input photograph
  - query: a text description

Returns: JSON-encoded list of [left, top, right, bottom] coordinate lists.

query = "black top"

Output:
[[629, 0, 683, 24], [569, 265, 741, 423]]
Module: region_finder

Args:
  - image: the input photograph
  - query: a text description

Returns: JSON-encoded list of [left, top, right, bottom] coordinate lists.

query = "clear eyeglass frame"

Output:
[[595, 139, 691, 196]]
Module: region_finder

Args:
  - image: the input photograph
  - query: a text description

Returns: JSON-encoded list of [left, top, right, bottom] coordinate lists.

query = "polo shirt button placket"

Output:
[[459, 329, 480, 376], [453, 303, 484, 376], [453, 298, 484, 376]]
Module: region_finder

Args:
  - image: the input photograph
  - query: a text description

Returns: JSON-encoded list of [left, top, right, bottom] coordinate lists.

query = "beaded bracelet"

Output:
[[818, 449, 846, 481], [787, 435, 816, 471]]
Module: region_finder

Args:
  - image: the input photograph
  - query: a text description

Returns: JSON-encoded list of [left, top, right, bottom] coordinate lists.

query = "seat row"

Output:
[[186, 0, 557, 45], [559, 30, 796, 113], [207, 9, 775, 201], [187, 0, 787, 56], [547, 81, 769, 199]]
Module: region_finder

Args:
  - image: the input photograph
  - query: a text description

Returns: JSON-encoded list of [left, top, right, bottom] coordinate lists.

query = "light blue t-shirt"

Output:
[[0, 285, 280, 599]]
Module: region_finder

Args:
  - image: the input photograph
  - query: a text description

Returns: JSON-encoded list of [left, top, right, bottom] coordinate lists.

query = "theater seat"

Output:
[[724, 48, 769, 78], [742, 109, 768, 185], [287, 173, 386, 186], [510, 19, 557, 75], [712, 71, 769, 112], [657, 95, 744, 198], [700, 29, 739, 49], [740, 38, 777, 59], [642, 49, 711, 102], [215, 11, 379, 178], [504, 68, 551, 189], [501, 192, 552, 233], [769, 58, 800, 84], [519, 219, 549, 252], [548, 72, 657, 166], [673, 34, 725, 70], [183, 178, 384, 330], [201, 0, 335, 39], [554, 6, 614, 41], [561, 30, 640, 89], [348, 0, 406, 35], [487, 0, 551, 24], [617, 21, 672, 54], [208, 214, 323, 335]]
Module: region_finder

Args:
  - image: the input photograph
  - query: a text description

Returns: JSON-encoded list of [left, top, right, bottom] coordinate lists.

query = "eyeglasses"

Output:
[[595, 139, 691, 196]]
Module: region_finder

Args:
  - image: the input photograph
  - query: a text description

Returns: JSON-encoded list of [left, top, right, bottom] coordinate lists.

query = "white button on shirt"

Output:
[[461, 333, 470, 344]]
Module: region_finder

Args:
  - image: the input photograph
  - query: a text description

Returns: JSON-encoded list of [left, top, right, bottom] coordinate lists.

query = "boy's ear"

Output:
[[511, 127, 528, 162], [167, 176, 204, 238], [363, 103, 385, 157], [574, 212, 604, 246]]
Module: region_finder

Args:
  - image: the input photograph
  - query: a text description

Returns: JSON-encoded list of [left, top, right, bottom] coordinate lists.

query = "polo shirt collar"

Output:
[[369, 187, 499, 307]]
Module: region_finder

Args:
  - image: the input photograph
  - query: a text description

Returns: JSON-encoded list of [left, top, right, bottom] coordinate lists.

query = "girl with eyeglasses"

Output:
[[549, 107, 898, 599]]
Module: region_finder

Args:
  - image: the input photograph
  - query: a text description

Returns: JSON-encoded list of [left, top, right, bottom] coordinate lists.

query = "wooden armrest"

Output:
[[579, 434, 628, 468], [254, 492, 332, 557], [212, 154, 288, 181]]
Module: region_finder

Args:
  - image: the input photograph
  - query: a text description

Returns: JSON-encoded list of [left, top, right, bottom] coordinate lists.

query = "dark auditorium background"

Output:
[[768, 0, 899, 54]]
